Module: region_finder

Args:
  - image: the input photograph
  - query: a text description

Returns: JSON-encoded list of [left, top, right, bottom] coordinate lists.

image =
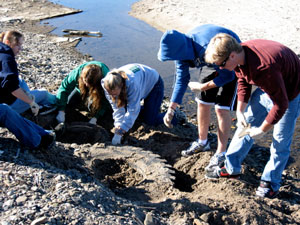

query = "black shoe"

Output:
[[39, 132, 56, 150]]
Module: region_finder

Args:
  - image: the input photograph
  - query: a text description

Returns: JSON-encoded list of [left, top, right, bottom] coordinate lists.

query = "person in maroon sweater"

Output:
[[203, 33, 300, 198]]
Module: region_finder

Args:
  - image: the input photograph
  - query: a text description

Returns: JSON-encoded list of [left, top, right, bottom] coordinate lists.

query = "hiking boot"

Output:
[[38, 131, 56, 150], [205, 152, 226, 172], [255, 181, 279, 198], [181, 140, 210, 156], [205, 166, 240, 179]]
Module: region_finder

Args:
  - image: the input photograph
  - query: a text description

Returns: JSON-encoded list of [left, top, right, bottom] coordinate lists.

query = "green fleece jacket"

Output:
[[56, 61, 110, 119]]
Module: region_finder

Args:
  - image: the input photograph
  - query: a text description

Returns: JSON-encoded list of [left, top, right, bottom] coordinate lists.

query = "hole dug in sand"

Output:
[[91, 158, 144, 189]]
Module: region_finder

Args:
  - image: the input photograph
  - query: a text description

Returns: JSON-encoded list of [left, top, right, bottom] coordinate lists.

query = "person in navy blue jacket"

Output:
[[158, 24, 241, 171], [0, 31, 55, 116]]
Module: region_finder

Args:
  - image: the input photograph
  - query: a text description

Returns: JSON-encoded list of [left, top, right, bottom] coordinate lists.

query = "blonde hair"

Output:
[[78, 64, 104, 113], [205, 33, 242, 64], [0, 30, 23, 46], [103, 69, 128, 108]]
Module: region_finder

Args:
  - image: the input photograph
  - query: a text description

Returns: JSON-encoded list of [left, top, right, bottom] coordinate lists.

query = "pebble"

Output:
[[30, 217, 48, 225]]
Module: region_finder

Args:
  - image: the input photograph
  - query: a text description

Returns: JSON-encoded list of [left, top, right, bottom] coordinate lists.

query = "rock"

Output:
[[2, 199, 14, 210], [30, 216, 48, 225], [144, 212, 155, 225], [15, 195, 27, 205]]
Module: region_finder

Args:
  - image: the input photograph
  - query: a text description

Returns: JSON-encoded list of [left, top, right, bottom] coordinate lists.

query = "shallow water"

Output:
[[44, 0, 177, 93], [43, 0, 207, 115]]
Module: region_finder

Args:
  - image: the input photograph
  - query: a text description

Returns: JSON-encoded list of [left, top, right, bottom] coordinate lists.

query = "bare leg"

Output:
[[197, 103, 211, 141], [181, 102, 212, 156], [215, 108, 231, 154]]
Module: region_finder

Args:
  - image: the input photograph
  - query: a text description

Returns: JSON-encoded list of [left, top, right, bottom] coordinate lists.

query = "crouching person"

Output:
[[102, 63, 176, 145]]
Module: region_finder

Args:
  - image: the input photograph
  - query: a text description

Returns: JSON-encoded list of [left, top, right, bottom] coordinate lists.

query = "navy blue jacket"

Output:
[[157, 24, 241, 104], [0, 42, 20, 104]]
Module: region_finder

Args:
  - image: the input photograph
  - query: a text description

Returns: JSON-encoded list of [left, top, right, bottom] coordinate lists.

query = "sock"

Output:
[[197, 139, 207, 146]]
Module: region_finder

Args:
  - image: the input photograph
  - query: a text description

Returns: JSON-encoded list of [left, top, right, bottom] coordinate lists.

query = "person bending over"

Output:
[[204, 33, 300, 199], [56, 61, 110, 125], [157, 24, 241, 171]]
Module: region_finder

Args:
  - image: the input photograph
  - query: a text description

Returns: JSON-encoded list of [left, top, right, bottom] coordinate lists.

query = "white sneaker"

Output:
[[181, 140, 210, 156], [205, 152, 226, 172]]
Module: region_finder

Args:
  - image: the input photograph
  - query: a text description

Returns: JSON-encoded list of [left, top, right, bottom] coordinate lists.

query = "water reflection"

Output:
[[44, 0, 200, 114], [45, 0, 174, 86]]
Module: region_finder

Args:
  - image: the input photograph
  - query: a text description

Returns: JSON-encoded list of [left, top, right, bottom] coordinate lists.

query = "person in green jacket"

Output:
[[55, 61, 110, 125]]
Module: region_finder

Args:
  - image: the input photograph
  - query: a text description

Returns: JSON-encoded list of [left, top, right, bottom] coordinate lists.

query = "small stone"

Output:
[[16, 195, 27, 205], [144, 213, 154, 225], [3, 199, 14, 210], [31, 186, 38, 191]]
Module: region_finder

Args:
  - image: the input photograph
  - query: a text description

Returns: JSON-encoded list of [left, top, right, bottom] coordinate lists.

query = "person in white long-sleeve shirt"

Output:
[[102, 63, 176, 145]]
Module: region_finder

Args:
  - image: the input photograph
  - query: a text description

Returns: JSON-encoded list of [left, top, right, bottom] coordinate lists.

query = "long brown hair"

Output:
[[78, 64, 104, 113], [0, 30, 23, 45], [103, 69, 128, 108]]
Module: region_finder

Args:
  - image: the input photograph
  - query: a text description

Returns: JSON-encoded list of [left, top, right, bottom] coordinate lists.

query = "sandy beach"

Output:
[[130, 0, 300, 54], [0, 0, 300, 224]]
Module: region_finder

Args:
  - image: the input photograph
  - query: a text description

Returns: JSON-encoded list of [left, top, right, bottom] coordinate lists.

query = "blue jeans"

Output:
[[143, 76, 165, 126], [0, 103, 49, 148], [225, 88, 300, 191], [142, 76, 177, 126], [10, 79, 56, 113]]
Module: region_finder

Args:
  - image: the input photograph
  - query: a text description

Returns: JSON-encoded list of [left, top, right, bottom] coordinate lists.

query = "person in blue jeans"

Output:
[[157, 24, 241, 171], [101, 63, 175, 145], [204, 33, 300, 198], [0, 30, 55, 116], [0, 103, 55, 149]]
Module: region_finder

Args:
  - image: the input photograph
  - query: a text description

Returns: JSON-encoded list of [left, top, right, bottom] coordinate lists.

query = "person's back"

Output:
[[158, 24, 241, 63], [238, 39, 300, 102], [119, 63, 159, 100], [187, 24, 241, 62]]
